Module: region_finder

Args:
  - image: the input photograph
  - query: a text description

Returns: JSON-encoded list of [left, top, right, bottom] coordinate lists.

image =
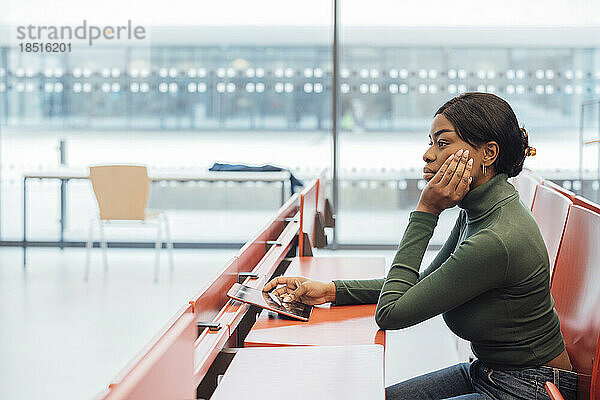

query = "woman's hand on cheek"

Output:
[[416, 149, 473, 216]]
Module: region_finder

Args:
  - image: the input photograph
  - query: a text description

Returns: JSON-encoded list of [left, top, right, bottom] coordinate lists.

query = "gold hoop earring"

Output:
[[482, 164, 487, 176]]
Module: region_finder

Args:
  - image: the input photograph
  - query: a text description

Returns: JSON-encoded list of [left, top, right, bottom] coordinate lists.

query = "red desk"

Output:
[[284, 256, 386, 281], [244, 256, 386, 347], [210, 345, 385, 400]]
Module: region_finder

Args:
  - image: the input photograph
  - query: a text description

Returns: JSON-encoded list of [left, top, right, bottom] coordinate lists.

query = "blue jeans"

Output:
[[385, 360, 578, 400]]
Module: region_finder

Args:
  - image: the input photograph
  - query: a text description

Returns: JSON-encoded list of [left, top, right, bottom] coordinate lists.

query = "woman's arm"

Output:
[[273, 151, 473, 307], [332, 278, 385, 305], [374, 211, 508, 330], [419, 209, 464, 280], [334, 152, 472, 306], [333, 210, 464, 305]]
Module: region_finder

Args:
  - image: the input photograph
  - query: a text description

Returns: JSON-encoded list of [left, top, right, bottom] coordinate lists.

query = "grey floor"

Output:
[[0, 247, 461, 400]]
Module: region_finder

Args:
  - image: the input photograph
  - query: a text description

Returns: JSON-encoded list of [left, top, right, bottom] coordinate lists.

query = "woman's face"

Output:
[[422, 114, 484, 183]]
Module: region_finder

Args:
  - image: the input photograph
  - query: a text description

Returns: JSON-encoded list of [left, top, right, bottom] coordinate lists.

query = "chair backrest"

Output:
[[89, 165, 150, 220], [592, 334, 600, 400], [317, 170, 327, 217], [574, 195, 600, 215], [551, 205, 600, 397], [531, 185, 572, 277], [522, 167, 543, 182], [298, 180, 318, 257], [510, 172, 539, 210], [541, 180, 576, 202]]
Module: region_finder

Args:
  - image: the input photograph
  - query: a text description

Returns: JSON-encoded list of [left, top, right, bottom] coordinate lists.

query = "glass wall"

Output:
[[338, 0, 600, 244], [0, 1, 332, 243], [1, 0, 600, 245]]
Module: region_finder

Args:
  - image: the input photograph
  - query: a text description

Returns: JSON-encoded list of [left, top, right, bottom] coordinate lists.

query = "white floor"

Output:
[[0, 247, 236, 400], [0, 247, 462, 400]]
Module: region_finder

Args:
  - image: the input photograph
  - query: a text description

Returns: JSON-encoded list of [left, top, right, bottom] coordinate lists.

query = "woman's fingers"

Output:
[[439, 149, 464, 185], [263, 276, 296, 292], [272, 286, 292, 298], [283, 282, 308, 303], [432, 153, 455, 184], [449, 150, 469, 190], [456, 158, 474, 195]]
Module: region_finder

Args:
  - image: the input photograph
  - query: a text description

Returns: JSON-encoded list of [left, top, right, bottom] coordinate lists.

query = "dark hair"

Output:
[[434, 92, 530, 178]]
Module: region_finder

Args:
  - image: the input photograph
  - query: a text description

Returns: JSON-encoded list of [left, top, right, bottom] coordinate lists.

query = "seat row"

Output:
[[93, 170, 389, 399], [94, 167, 600, 400], [510, 170, 600, 400]]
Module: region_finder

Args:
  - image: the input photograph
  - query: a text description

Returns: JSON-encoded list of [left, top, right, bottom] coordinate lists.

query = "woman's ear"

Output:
[[483, 141, 499, 167]]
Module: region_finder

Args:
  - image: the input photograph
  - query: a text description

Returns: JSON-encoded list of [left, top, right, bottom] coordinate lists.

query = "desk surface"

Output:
[[244, 256, 386, 348], [284, 256, 386, 281], [23, 168, 290, 182], [210, 345, 385, 400]]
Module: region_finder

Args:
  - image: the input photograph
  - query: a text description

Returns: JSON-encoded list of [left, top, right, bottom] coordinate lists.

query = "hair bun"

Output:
[[526, 146, 536, 156], [520, 127, 528, 138], [520, 127, 536, 157]]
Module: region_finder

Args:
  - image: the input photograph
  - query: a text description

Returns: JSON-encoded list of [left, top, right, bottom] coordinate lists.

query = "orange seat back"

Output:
[[592, 334, 600, 400], [510, 172, 539, 211], [298, 180, 318, 257], [551, 206, 600, 399], [317, 170, 327, 217], [531, 185, 572, 277], [574, 195, 600, 215], [542, 180, 576, 202]]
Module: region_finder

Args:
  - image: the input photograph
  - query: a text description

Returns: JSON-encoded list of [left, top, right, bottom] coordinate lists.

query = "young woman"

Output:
[[263, 93, 577, 400]]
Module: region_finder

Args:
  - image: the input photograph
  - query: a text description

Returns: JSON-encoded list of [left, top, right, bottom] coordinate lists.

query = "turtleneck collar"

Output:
[[457, 172, 518, 223]]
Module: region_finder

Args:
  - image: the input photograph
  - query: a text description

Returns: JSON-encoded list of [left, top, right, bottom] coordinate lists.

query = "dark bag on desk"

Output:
[[208, 163, 303, 196]]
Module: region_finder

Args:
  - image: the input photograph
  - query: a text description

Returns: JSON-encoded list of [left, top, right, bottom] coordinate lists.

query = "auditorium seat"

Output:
[[574, 195, 600, 215], [541, 179, 576, 201], [531, 185, 572, 277], [547, 206, 600, 400], [509, 172, 539, 210]]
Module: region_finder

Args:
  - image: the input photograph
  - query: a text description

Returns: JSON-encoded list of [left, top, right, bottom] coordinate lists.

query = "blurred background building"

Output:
[[1, 0, 600, 247]]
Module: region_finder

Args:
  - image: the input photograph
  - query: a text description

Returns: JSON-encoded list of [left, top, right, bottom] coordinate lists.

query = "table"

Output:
[[210, 345, 385, 400], [284, 255, 386, 281], [244, 256, 386, 347], [22, 168, 291, 264]]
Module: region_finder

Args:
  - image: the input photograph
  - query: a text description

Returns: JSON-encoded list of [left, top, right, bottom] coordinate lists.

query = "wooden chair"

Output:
[[85, 165, 173, 282], [545, 206, 600, 399], [531, 185, 572, 277]]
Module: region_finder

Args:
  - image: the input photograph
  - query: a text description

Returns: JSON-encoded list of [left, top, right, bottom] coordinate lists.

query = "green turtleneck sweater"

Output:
[[333, 173, 565, 370]]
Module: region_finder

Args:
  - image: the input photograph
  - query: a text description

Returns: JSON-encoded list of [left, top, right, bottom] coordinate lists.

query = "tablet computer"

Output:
[[226, 282, 313, 322]]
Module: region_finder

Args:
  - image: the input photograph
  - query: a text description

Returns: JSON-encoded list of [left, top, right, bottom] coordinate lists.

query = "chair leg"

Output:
[[84, 217, 95, 281], [99, 221, 108, 273], [162, 213, 174, 273], [154, 222, 162, 283]]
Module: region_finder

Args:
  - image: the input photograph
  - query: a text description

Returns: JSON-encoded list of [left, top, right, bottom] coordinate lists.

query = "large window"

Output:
[[337, 0, 600, 244], [0, 1, 332, 243], [1, 0, 599, 245]]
